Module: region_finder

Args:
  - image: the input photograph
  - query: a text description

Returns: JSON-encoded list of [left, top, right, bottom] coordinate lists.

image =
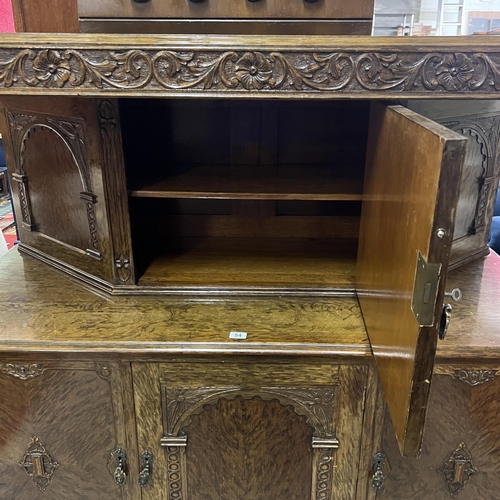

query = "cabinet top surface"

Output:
[[1, 34, 500, 98], [437, 251, 500, 362], [0, 249, 499, 360], [0, 249, 370, 358], [1, 33, 499, 49]]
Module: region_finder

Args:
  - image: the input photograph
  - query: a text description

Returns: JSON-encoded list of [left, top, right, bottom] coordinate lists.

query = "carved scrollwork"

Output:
[[438, 442, 477, 496], [2, 48, 500, 95], [163, 385, 337, 439], [453, 369, 498, 386], [0, 362, 44, 380], [19, 436, 60, 491]]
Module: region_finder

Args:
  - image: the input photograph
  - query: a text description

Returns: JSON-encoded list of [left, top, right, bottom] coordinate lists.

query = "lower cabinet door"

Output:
[[133, 360, 368, 500], [0, 360, 140, 500], [379, 366, 500, 499]]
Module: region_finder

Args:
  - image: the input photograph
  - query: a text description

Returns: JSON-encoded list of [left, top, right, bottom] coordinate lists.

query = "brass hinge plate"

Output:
[[412, 252, 441, 327]]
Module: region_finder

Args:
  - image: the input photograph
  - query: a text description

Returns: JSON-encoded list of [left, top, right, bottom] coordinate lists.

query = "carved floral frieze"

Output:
[[1, 48, 500, 95]]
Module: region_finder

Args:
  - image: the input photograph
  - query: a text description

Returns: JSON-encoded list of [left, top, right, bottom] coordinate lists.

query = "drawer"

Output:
[[132, 360, 368, 500], [78, 0, 374, 20]]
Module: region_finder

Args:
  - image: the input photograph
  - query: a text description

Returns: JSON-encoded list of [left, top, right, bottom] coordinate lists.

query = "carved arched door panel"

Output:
[[439, 114, 500, 268], [0, 96, 135, 286], [133, 361, 368, 500]]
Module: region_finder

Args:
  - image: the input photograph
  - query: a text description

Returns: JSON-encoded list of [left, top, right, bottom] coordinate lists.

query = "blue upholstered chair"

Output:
[[490, 187, 500, 254]]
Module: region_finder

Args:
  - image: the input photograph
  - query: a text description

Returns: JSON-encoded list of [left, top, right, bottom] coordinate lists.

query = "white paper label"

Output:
[[229, 331, 248, 340]]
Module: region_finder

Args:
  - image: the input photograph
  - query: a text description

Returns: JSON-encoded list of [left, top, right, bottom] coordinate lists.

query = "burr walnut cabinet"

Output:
[[0, 33, 500, 499]]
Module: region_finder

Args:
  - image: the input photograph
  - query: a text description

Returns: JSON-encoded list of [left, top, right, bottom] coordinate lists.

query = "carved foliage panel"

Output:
[[5, 109, 101, 258], [3, 48, 500, 96]]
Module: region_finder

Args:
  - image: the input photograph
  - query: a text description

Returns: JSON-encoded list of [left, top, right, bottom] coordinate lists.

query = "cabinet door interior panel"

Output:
[[0, 361, 140, 500], [357, 104, 467, 458]]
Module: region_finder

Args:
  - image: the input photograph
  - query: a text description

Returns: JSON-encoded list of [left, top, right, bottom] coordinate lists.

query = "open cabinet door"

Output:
[[357, 104, 466, 458]]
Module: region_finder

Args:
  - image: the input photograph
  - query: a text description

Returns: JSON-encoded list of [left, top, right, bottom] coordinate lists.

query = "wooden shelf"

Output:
[[129, 164, 364, 201], [138, 237, 357, 290]]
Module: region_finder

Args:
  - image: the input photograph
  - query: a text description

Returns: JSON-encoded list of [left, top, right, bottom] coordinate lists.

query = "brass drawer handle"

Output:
[[139, 451, 153, 487], [113, 449, 127, 486]]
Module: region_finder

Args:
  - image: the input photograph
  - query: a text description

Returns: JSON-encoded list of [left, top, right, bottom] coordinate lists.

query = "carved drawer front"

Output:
[[378, 367, 500, 499], [78, 0, 373, 21], [0, 361, 139, 500], [133, 361, 368, 500]]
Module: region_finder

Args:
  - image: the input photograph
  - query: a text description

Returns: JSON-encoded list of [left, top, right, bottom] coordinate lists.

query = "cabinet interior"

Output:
[[120, 99, 371, 290]]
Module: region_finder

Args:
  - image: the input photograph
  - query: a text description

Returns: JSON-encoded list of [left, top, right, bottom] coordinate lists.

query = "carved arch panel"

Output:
[[160, 387, 338, 500], [7, 111, 101, 258], [439, 113, 500, 268]]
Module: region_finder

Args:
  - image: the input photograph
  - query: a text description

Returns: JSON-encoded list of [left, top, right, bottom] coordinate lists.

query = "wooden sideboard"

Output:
[[0, 33, 500, 499], [0, 246, 499, 499]]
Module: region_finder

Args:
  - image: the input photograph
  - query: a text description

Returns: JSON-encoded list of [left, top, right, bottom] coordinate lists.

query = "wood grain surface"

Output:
[[357, 104, 466, 458], [11, 0, 79, 33], [138, 237, 357, 290], [129, 164, 363, 201], [0, 361, 137, 499], [437, 251, 500, 361], [0, 249, 369, 357], [78, 0, 374, 20], [79, 19, 372, 36], [380, 370, 500, 499], [185, 397, 313, 500]]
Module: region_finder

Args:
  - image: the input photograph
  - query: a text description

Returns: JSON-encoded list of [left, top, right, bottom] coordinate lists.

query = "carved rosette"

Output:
[[95, 363, 113, 381], [438, 443, 477, 496], [162, 385, 338, 499], [19, 437, 60, 491], [0, 362, 44, 380], [453, 369, 498, 386], [2, 48, 500, 96]]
